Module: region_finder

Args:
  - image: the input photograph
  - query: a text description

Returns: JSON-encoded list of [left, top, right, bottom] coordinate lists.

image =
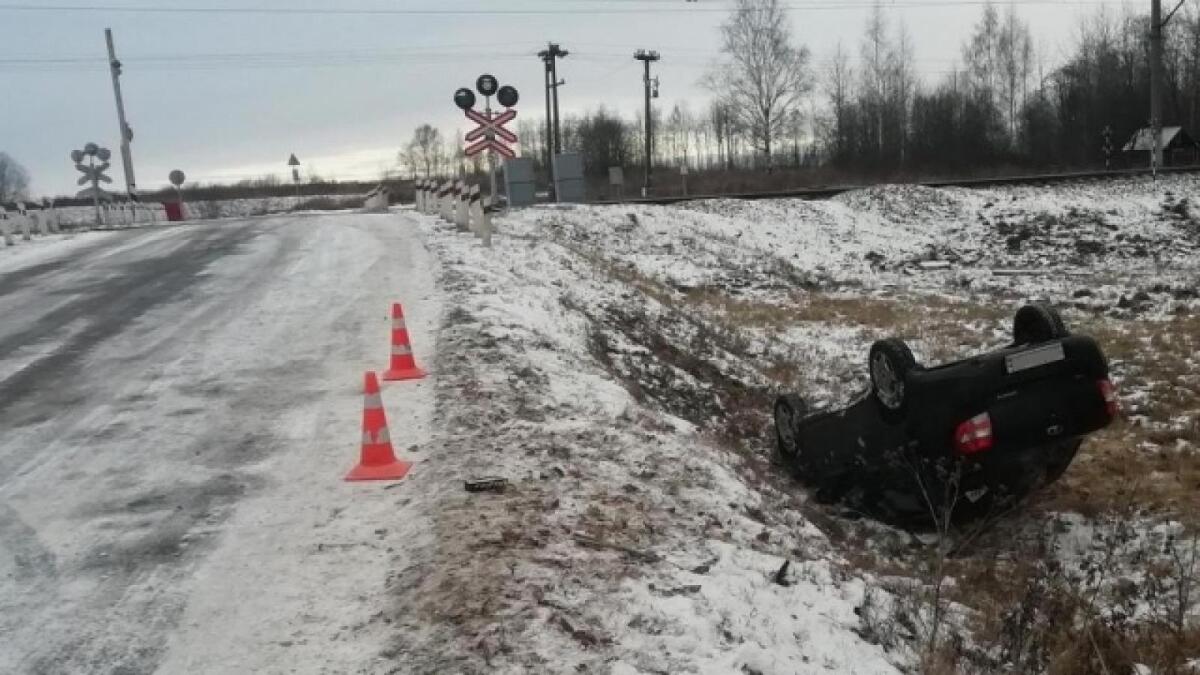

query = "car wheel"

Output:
[[773, 394, 807, 464], [1013, 303, 1068, 345], [869, 339, 916, 414]]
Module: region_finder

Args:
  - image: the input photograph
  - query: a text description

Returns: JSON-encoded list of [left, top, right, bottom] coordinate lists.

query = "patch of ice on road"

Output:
[[0, 230, 117, 274]]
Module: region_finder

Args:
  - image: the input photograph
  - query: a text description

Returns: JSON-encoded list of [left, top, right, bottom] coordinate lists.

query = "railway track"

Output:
[[598, 164, 1200, 206]]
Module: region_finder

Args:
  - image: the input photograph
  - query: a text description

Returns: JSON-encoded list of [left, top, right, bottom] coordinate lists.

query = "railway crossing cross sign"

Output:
[[71, 143, 114, 227], [464, 108, 518, 158], [455, 75, 519, 160]]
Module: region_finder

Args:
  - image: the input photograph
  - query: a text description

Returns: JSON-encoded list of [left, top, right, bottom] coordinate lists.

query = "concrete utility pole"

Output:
[[1151, 0, 1164, 174], [539, 50, 554, 193], [105, 28, 136, 194], [537, 43, 568, 197], [634, 49, 660, 197], [543, 43, 568, 154], [1150, 0, 1188, 175]]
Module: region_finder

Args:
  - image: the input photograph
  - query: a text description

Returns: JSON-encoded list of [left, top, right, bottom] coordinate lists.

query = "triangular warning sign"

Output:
[[287, 153, 300, 166]]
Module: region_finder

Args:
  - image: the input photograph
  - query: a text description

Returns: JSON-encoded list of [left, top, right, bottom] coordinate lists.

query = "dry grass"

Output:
[[1034, 313, 1200, 528]]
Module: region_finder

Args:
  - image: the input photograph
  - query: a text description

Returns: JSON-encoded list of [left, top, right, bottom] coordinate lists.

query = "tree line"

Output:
[[398, 0, 1200, 183]]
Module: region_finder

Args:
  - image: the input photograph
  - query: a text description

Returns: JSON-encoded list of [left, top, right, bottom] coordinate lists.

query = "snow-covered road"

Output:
[[0, 213, 440, 673]]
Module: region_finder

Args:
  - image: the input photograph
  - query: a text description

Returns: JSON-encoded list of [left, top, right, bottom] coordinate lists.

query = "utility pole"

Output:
[[1151, 0, 1164, 175], [541, 53, 553, 188], [1150, 0, 1188, 176], [549, 44, 567, 155], [634, 49, 660, 197], [537, 43, 568, 196], [105, 28, 136, 195]]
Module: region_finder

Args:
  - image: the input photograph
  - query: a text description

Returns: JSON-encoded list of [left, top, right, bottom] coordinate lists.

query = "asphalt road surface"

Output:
[[0, 213, 439, 674]]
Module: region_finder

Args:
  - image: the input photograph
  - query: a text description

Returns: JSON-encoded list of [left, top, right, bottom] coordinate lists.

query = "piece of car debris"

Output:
[[464, 477, 508, 493], [773, 560, 792, 587]]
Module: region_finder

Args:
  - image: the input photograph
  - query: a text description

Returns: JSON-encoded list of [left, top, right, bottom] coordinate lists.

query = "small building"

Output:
[[1122, 126, 1200, 166]]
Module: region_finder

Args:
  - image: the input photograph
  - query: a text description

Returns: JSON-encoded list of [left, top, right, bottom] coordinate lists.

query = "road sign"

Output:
[[72, 143, 115, 227], [465, 136, 516, 159], [287, 154, 301, 196], [169, 169, 186, 187], [465, 108, 518, 144]]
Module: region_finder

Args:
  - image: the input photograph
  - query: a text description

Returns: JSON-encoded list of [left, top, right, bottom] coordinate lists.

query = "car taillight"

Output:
[[1098, 379, 1119, 417], [954, 412, 993, 455]]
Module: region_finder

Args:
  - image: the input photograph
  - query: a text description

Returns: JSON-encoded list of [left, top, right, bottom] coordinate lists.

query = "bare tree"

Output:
[[0, 152, 30, 202], [708, 0, 813, 165], [997, 4, 1035, 146], [399, 124, 445, 178], [888, 20, 916, 166], [861, 2, 890, 163], [825, 42, 854, 165], [708, 100, 737, 169]]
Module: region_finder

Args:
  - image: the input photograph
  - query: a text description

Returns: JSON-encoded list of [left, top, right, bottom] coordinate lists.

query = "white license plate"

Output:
[[1006, 343, 1066, 373]]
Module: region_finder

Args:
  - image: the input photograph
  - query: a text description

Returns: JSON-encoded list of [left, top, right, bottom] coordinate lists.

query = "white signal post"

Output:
[[486, 94, 499, 202]]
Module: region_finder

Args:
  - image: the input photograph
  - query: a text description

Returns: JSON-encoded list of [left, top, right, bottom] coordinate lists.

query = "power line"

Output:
[[0, 1, 1130, 16], [0, 45, 642, 72]]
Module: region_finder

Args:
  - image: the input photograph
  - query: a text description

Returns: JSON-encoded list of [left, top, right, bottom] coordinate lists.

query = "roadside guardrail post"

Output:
[[481, 196, 493, 248], [455, 180, 469, 231], [1, 207, 12, 246], [441, 181, 454, 222], [469, 185, 482, 236], [45, 199, 59, 233], [17, 202, 31, 241]]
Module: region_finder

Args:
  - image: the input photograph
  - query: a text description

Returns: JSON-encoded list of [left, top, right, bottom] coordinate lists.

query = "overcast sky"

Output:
[[2, 0, 1139, 196]]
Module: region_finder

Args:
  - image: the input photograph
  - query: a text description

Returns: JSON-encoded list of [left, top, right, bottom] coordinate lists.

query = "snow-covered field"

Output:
[[395, 174, 1199, 673]]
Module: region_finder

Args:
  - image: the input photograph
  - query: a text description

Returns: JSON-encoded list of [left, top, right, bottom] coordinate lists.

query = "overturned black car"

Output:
[[773, 304, 1119, 523]]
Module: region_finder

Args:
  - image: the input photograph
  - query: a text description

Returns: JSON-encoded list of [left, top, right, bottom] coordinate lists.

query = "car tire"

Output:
[[1013, 303, 1068, 345], [773, 394, 807, 465], [869, 339, 916, 416]]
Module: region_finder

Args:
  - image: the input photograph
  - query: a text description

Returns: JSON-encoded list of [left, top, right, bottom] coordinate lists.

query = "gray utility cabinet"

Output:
[[553, 153, 585, 203], [502, 158, 536, 207]]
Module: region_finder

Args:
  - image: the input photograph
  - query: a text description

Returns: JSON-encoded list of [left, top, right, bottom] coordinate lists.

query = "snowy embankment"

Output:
[[398, 174, 1199, 673], [383, 218, 897, 674]]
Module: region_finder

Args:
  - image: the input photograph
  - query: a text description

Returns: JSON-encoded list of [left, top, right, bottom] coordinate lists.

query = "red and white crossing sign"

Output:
[[464, 108, 517, 158], [455, 78, 520, 160]]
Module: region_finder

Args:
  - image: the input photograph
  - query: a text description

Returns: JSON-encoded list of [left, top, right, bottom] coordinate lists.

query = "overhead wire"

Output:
[[0, 0, 1132, 16]]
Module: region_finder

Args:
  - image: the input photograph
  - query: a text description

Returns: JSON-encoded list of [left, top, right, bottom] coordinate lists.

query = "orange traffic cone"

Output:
[[345, 372, 412, 481], [382, 303, 426, 381]]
